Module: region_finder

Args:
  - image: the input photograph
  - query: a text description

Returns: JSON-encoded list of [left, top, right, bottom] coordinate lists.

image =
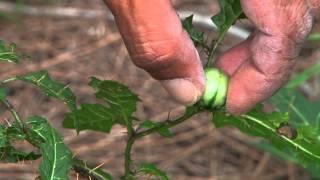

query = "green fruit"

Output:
[[202, 68, 229, 109]]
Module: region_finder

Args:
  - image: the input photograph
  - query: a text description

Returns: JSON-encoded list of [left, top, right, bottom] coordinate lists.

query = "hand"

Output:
[[104, 0, 319, 114]]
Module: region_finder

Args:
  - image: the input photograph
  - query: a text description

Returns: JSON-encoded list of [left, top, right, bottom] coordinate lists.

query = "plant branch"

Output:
[[206, 35, 224, 68], [135, 105, 203, 139], [72, 158, 112, 180], [1, 99, 24, 129], [122, 105, 204, 179]]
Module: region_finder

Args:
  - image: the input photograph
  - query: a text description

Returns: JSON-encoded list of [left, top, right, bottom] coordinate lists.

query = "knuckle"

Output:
[[130, 37, 181, 70]]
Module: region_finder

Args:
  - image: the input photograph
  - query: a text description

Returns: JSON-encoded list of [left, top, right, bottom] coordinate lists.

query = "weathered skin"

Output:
[[104, 0, 319, 114]]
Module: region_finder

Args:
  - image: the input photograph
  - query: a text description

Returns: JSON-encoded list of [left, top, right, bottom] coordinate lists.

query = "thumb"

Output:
[[105, 0, 205, 105]]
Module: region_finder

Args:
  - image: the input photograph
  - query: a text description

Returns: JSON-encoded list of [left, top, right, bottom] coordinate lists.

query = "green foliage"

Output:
[[0, 124, 40, 163], [211, 0, 243, 36], [2, 1, 320, 179], [182, 15, 205, 45], [89, 77, 140, 120], [27, 116, 72, 180], [0, 40, 21, 63], [64, 77, 139, 133], [17, 70, 77, 110], [286, 63, 320, 89], [0, 88, 8, 100], [64, 103, 125, 133], [137, 163, 169, 180], [213, 106, 320, 169], [139, 120, 173, 138]]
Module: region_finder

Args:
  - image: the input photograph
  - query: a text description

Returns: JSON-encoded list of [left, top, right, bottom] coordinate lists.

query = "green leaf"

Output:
[[137, 163, 169, 180], [89, 77, 140, 119], [64, 103, 124, 133], [209, 0, 244, 59], [182, 15, 205, 45], [139, 120, 173, 138], [0, 125, 8, 148], [27, 116, 72, 180], [213, 106, 320, 169], [64, 77, 139, 133], [17, 71, 77, 110], [0, 40, 21, 63], [271, 89, 320, 127], [0, 146, 41, 163], [0, 88, 8, 100], [286, 63, 320, 89], [268, 86, 320, 176], [212, 0, 243, 36], [0, 124, 40, 163]]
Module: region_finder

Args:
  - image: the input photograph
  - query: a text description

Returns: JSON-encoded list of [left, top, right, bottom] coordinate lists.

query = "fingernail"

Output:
[[160, 79, 202, 105]]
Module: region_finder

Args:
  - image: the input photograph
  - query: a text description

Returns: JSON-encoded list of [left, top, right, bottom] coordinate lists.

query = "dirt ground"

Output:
[[0, 0, 319, 180]]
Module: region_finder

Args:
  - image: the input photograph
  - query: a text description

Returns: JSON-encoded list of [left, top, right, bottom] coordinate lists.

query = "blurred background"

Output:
[[0, 0, 319, 179]]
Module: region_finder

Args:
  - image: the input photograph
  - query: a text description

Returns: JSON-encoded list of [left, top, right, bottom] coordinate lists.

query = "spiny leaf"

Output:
[[213, 106, 320, 169], [0, 40, 21, 63], [212, 0, 243, 36], [137, 163, 169, 180], [0, 146, 41, 163], [64, 77, 139, 133], [139, 120, 173, 138], [63, 104, 124, 133], [210, 0, 244, 57], [271, 89, 320, 127], [182, 15, 205, 45], [89, 77, 140, 118], [17, 71, 77, 110], [27, 116, 72, 180], [0, 124, 40, 163]]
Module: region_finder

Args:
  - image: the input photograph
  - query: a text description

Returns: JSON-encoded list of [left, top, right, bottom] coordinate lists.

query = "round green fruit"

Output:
[[202, 68, 229, 109]]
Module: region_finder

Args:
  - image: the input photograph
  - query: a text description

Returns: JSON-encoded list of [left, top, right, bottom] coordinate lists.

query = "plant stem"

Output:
[[308, 33, 320, 41], [205, 35, 224, 68], [122, 105, 204, 179], [135, 106, 203, 139], [124, 135, 135, 178], [2, 77, 18, 84], [72, 158, 112, 180], [1, 99, 24, 129]]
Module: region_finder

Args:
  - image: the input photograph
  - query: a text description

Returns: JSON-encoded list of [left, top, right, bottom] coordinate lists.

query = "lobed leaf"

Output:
[[211, 0, 243, 36], [64, 103, 123, 133], [89, 77, 140, 119], [27, 116, 72, 180], [209, 0, 244, 59], [213, 106, 320, 170], [64, 77, 139, 133], [17, 71, 77, 110], [0, 124, 40, 163], [182, 15, 205, 45]]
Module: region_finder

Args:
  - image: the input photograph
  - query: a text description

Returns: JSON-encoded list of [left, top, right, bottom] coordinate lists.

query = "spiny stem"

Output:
[[72, 158, 112, 180], [135, 106, 203, 139], [122, 105, 204, 179], [205, 35, 224, 68], [1, 99, 24, 129]]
